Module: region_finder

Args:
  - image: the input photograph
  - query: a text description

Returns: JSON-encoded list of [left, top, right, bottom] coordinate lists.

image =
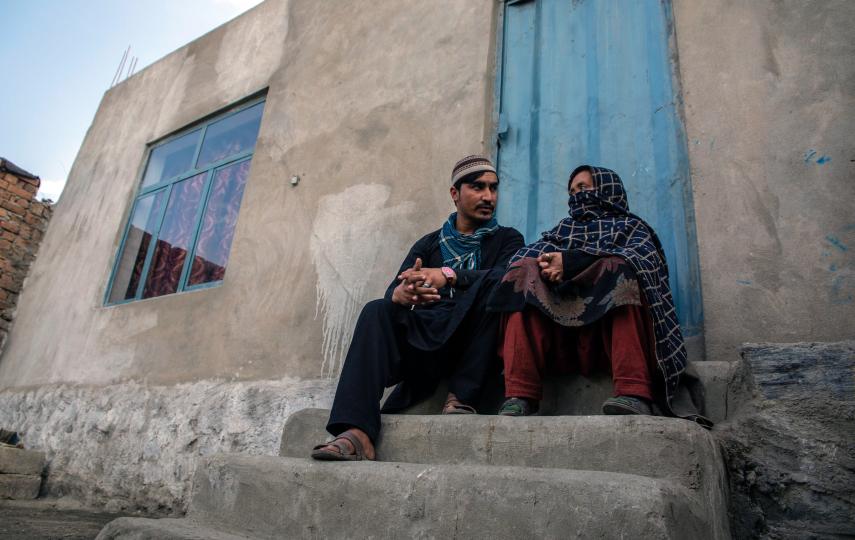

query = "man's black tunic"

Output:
[[326, 225, 523, 441]]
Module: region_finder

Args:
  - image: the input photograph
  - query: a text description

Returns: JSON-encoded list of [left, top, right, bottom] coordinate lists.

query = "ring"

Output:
[[423, 282, 432, 288]]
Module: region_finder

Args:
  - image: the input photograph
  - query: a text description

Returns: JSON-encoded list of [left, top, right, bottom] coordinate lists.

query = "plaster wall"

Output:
[[673, 0, 855, 360], [0, 0, 499, 388]]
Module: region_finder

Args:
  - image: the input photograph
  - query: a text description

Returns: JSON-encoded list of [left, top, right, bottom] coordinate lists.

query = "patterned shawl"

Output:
[[510, 166, 687, 406], [439, 213, 500, 270]]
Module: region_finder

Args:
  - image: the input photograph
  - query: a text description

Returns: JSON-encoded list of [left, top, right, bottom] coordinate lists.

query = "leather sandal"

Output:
[[442, 395, 476, 415], [442, 392, 478, 414], [311, 430, 374, 461]]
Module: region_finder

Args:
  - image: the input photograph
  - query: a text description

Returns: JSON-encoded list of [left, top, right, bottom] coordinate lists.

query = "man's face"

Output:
[[569, 170, 595, 195], [451, 171, 499, 223]]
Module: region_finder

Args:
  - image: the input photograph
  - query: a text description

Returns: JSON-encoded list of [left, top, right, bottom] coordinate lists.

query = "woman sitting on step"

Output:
[[488, 165, 710, 426]]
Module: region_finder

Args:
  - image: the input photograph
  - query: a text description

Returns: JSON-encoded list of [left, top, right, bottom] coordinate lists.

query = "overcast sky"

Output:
[[0, 0, 264, 201]]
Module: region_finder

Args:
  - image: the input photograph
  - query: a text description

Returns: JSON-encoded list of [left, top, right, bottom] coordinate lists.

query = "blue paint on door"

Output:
[[495, 0, 704, 338]]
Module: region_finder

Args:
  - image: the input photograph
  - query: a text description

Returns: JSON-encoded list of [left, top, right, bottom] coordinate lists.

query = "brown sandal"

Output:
[[442, 395, 477, 415], [311, 430, 374, 461]]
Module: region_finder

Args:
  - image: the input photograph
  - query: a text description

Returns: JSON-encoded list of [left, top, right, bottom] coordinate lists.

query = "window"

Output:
[[105, 98, 265, 305]]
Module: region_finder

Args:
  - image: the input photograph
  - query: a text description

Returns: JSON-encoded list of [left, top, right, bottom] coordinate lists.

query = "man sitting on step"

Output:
[[311, 155, 525, 461], [488, 165, 710, 427]]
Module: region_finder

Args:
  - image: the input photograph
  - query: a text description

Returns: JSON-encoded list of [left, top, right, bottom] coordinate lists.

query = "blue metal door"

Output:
[[495, 0, 703, 340]]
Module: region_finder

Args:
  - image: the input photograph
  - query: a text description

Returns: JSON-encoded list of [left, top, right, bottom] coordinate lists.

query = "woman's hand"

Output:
[[537, 252, 564, 283]]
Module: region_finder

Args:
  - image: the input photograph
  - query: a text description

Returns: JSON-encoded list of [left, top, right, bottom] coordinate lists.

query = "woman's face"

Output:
[[569, 170, 595, 195]]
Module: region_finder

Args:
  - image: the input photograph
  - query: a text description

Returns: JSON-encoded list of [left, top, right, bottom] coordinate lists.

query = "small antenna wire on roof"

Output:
[[124, 54, 134, 81], [110, 46, 129, 87]]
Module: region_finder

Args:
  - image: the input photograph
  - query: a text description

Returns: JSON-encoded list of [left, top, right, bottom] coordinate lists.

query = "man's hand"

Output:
[[398, 258, 450, 291], [392, 258, 442, 306], [537, 252, 563, 283]]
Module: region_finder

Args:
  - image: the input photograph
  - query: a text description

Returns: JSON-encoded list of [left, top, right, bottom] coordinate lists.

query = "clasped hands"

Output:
[[538, 251, 563, 282], [392, 258, 450, 307], [392, 252, 561, 307]]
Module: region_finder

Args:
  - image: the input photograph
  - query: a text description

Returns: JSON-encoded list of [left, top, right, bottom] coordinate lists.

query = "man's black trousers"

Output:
[[326, 298, 500, 442]]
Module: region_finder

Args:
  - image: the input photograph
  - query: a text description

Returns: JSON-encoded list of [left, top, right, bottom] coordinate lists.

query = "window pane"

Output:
[[108, 191, 166, 303], [187, 160, 251, 286], [142, 173, 207, 298], [195, 103, 263, 169], [141, 130, 200, 188]]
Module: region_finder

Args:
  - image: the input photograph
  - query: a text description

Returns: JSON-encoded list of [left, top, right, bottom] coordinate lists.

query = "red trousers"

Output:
[[500, 305, 656, 401]]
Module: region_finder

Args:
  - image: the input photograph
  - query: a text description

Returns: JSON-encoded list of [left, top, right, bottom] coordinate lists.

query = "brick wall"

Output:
[[0, 160, 53, 353]]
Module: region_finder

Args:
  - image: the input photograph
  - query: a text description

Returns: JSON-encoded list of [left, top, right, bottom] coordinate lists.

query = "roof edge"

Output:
[[0, 158, 40, 183]]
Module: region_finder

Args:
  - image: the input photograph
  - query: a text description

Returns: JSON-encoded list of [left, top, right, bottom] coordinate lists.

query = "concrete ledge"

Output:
[[690, 360, 748, 423], [393, 373, 614, 416], [97, 517, 249, 540], [281, 408, 729, 533], [0, 473, 41, 499], [394, 360, 740, 423], [186, 454, 719, 539], [281, 408, 724, 490], [0, 447, 46, 475]]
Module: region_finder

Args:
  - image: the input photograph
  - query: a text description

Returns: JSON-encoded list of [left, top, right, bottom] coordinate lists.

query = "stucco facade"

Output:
[[0, 0, 852, 511], [0, 0, 500, 387], [674, 0, 855, 361]]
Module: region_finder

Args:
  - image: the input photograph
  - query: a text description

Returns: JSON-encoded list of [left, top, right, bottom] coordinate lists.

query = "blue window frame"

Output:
[[105, 97, 265, 305]]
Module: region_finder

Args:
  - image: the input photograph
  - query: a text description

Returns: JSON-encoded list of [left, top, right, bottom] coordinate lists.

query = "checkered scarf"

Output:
[[439, 213, 499, 270], [510, 166, 686, 404]]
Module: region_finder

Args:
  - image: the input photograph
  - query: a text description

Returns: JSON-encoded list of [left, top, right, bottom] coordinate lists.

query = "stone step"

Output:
[[0, 446, 46, 475], [97, 517, 252, 540], [179, 454, 718, 539], [396, 360, 741, 423], [0, 473, 41, 499], [280, 408, 727, 496]]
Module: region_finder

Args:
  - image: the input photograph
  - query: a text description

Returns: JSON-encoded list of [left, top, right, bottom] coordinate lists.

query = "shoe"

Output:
[[498, 397, 538, 416], [442, 393, 477, 415], [311, 430, 375, 461], [602, 396, 652, 415]]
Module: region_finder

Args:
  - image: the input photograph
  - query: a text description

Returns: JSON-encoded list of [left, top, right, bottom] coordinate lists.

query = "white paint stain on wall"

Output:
[[310, 184, 414, 377]]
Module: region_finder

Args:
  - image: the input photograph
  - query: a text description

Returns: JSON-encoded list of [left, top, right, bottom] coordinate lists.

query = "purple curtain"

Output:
[[187, 160, 250, 286], [142, 173, 206, 298]]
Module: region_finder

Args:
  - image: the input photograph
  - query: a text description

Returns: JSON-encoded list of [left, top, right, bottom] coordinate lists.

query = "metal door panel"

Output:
[[496, 0, 703, 338]]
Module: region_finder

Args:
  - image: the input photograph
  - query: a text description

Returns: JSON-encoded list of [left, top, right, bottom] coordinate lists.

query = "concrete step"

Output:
[[280, 408, 728, 497], [0, 446, 46, 475], [396, 360, 741, 423], [97, 360, 739, 540], [179, 454, 716, 539], [99, 408, 731, 539], [0, 473, 41, 499], [97, 517, 252, 540]]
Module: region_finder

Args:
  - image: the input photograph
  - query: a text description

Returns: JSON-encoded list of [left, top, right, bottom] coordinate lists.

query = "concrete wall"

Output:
[[0, 0, 499, 510], [0, 0, 499, 388], [7, 0, 850, 400], [673, 0, 855, 361]]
